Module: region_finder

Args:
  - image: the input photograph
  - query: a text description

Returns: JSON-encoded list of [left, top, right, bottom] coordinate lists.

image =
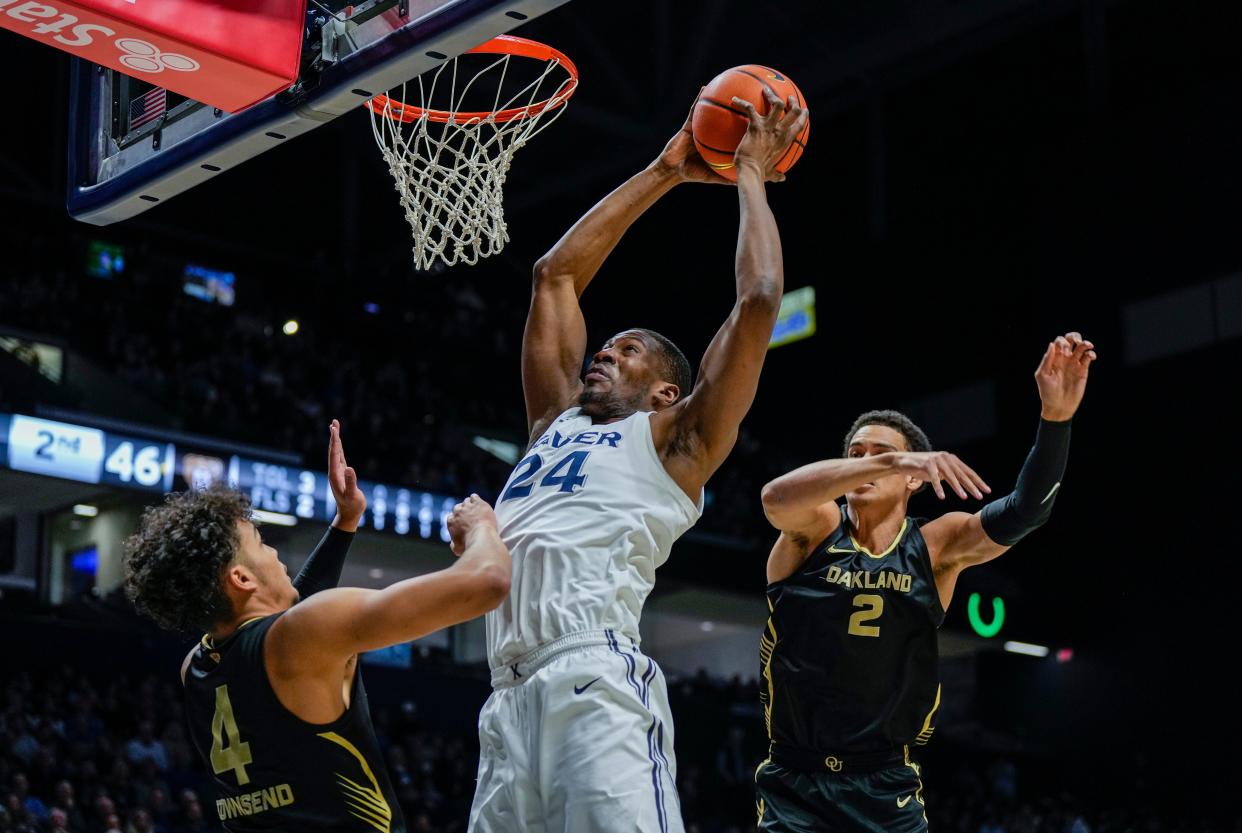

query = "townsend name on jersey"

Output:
[[215, 784, 294, 821]]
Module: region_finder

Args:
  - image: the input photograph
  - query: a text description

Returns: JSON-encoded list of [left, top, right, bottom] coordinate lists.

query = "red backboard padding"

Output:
[[0, 0, 306, 112]]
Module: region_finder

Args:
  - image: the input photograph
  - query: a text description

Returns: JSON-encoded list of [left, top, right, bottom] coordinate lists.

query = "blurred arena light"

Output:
[[769, 286, 816, 349], [252, 509, 297, 526], [1003, 641, 1049, 658], [473, 435, 521, 465]]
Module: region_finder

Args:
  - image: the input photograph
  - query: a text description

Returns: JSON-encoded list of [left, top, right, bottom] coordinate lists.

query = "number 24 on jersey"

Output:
[[500, 451, 591, 502]]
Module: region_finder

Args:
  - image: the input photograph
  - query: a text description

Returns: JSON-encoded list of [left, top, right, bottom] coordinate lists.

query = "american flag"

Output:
[[128, 86, 166, 131]]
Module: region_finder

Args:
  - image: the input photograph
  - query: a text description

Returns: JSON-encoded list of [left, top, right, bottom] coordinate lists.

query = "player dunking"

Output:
[[754, 333, 1097, 832], [124, 421, 512, 833], [467, 91, 808, 833]]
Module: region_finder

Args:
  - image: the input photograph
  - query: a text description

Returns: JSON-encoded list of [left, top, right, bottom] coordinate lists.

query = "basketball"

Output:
[[692, 65, 810, 182]]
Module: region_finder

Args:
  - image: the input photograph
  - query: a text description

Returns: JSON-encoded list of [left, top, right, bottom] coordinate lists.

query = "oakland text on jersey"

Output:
[[823, 565, 914, 593]]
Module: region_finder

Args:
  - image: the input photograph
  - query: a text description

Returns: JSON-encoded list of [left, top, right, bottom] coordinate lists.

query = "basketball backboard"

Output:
[[66, 0, 573, 225]]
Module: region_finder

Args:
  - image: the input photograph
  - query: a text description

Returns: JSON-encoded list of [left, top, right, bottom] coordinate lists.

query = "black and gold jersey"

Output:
[[760, 512, 944, 763], [184, 614, 404, 833]]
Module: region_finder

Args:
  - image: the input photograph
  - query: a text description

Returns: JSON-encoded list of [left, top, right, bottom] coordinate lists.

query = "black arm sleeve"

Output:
[[980, 418, 1071, 547], [292, 526, 354, 599]]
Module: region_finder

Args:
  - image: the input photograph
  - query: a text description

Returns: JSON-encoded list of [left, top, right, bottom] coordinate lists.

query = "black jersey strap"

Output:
[[980, 418, 1071, 547], [292, 526, 354, 599]]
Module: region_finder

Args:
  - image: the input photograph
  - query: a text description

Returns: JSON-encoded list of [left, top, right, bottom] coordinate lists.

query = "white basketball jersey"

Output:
[[486, 407, 703, 669]]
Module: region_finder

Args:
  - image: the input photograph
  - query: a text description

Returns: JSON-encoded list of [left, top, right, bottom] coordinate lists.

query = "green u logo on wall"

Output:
[[967, 593, 1005, 638]]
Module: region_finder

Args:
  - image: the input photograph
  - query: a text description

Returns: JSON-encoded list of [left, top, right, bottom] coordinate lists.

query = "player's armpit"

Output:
[[921, 512, 1009, 609], [923, 511, 1011, 574], [765, 502, 841, 583], [765, 531, 814, 585], [657, 289, 781, 493]]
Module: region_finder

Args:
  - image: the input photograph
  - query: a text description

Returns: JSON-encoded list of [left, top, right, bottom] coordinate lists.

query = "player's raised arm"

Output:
[[657, 89, 808, 494], [522, 100, 733, 441], [924, 333, 1097, 602], [268, 495, 511, 668], [290, 420, 366, 599]]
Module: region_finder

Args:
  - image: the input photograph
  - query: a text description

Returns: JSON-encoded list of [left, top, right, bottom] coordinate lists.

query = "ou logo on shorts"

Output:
[[115, 38, 200, 73]]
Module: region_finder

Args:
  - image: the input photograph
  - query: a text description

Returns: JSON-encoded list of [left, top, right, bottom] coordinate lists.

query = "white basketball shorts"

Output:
[[468, 629, 683, 833]]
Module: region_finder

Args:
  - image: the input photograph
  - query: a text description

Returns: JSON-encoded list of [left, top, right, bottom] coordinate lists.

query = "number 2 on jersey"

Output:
[[500, 451, 590, 502], [210, 685, 253, 785], [848, 594, 884, 638]]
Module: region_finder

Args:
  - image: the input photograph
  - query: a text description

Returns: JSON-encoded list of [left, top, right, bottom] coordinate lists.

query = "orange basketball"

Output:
[[691, 65, 809, 182]]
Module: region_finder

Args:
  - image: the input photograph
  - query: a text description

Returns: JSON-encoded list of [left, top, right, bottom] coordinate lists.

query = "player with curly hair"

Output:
[[125, 420, 511, 833]]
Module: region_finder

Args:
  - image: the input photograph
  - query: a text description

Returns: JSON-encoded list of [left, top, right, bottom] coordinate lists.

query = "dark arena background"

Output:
[[2, 1, 1241, 831]]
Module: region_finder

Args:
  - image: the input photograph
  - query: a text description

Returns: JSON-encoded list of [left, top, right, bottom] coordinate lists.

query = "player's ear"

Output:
[[906, 475, 923, 494], [652, 381, 680, 410], [223, 561, 256, 593]]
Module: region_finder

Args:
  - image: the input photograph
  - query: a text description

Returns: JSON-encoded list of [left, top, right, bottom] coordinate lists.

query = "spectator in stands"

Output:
[[24, 751, 56, 807], [2, 794, 34, 833], [127, 806, 156, 833], [172, 796, 212, 833], [7, 719, 38, 768], [169, 790, 206, 833], [91, 794, 117, 833], [980, 809, 1005, 833], [8, 776, 45, 826], [50, 780, 85, 831], [104, 760, 132, 811], [125, 721, 168, 772], [989, 756, 1018, 801], [146, 787, 174, 833], [130, 759, 169, 816], [65, 704, 105, 748]]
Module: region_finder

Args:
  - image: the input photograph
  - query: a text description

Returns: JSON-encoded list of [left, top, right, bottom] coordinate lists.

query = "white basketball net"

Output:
[[368, 50, 576, 270]]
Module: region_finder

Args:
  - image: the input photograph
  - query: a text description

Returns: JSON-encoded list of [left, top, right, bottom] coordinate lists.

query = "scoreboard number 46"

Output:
[[104, 441, 164, 487]]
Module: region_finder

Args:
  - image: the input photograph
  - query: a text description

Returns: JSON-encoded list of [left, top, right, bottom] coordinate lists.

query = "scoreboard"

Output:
[[1, 413, 174, 492], [0, 412, 457, 542]]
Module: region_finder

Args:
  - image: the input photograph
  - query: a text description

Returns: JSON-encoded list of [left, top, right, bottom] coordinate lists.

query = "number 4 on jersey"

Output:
[[541, 451, 589, 492], [210, 685, 253, 785]]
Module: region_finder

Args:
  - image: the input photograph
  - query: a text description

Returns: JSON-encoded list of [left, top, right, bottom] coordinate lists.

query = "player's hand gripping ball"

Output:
[[692, 65, 809, 182]]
